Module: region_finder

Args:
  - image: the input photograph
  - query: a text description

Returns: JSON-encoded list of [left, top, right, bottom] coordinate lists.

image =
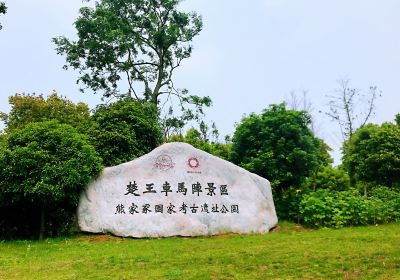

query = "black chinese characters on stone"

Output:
[[123, 181, 229, 196], [125, 181, 140, 196], [115, 203, 239, 215], [118, 181, 237, 216]]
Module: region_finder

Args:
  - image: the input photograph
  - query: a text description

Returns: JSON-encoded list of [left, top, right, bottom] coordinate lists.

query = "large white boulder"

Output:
[[78, 142, 278, 237]]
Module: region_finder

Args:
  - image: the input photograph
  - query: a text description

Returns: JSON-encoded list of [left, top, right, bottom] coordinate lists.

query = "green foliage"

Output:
[[370, 185, 400, 202], [300, 189, 364, 228], [0, 133, 5, 150], [0, 92, 90, 132], [0, 120, 102, 204], [300, 188, 400, 228], [87, 99, 163, 166], [0, 93, 162, 167], [368, 186, 400, 222], [53, 0, 203, 103], [343, 122, 400, 189], [53, 0, 211, 135], [169, 127, 231, 161], [231, 103, 328, 193], [0, 120, 103, 238], [161, 100, 213, 141], [396, 113, 400, 126], [231, 104, 330, 220], [304, 165, 350, 191], [316, 139, 333, 166], [278, 186, 307, 223]]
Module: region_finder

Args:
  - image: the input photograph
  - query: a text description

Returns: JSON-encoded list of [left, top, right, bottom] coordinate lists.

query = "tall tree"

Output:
[[53, 0, 210, 122], [0, 2, 6, 30], [326, 79, 381, 140]]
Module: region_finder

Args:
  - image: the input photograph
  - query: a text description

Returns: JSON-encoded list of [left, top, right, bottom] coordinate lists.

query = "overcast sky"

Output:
[[1, 0, 399, 164]]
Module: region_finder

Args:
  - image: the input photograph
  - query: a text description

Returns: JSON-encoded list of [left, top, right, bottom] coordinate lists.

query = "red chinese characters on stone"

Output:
[[153, 155, 175, 171]]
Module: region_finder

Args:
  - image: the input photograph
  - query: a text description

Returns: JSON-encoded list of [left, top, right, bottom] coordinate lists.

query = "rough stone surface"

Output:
[[78, 142, 278, 237]]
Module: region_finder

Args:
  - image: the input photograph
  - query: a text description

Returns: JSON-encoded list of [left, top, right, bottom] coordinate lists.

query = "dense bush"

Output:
[[231, 104, 326, 190], [0, 120, 103, 239], [299, 188, 400, 228], [367, 186, 400, 223], [87, 99, 163, 166], [277, 186, 308, 223], [230, 104, 331, 219], [304, 165, 351, 191], [343, 123, 400, 190]]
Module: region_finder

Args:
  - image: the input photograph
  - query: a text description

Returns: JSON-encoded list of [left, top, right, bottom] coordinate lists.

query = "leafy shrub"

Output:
[[87, 99, 163, 166], [366, 187, 400, 223], [304, 165, 350, 191], [0, 120, 103, 239], [231, 104, 326, 194], [276, 186, 308, 222], [230, 104, 331, 221], [300, 189, 360, 228], [299, 187, 400, 228], [343, 123, 400, 189]]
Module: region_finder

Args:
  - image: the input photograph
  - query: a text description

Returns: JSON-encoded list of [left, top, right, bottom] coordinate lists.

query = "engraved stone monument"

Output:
[[78, 142, 278, 237]]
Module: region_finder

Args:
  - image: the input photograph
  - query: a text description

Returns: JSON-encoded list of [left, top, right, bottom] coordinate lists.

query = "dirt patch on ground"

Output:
[[77, 234, 122, 242]]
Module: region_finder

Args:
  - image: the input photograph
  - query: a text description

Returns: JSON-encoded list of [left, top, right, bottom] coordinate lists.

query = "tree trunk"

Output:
[[39, 204, 45, 240]]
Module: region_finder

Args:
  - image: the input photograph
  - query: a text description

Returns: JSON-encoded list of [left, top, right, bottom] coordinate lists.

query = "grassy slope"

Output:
[[0, 223, 399, 280]]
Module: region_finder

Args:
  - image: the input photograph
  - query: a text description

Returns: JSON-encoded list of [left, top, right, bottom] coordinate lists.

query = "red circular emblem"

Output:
[[188, 157, 200, 169]]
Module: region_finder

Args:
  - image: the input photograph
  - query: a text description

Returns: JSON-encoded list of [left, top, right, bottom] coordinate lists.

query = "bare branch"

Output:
[[361, 86, 380, 127], [326, 79, 381, 140]]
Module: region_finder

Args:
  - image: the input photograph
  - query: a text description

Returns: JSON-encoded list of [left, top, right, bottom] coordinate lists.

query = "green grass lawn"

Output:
[[0, 222, 399, 280]]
